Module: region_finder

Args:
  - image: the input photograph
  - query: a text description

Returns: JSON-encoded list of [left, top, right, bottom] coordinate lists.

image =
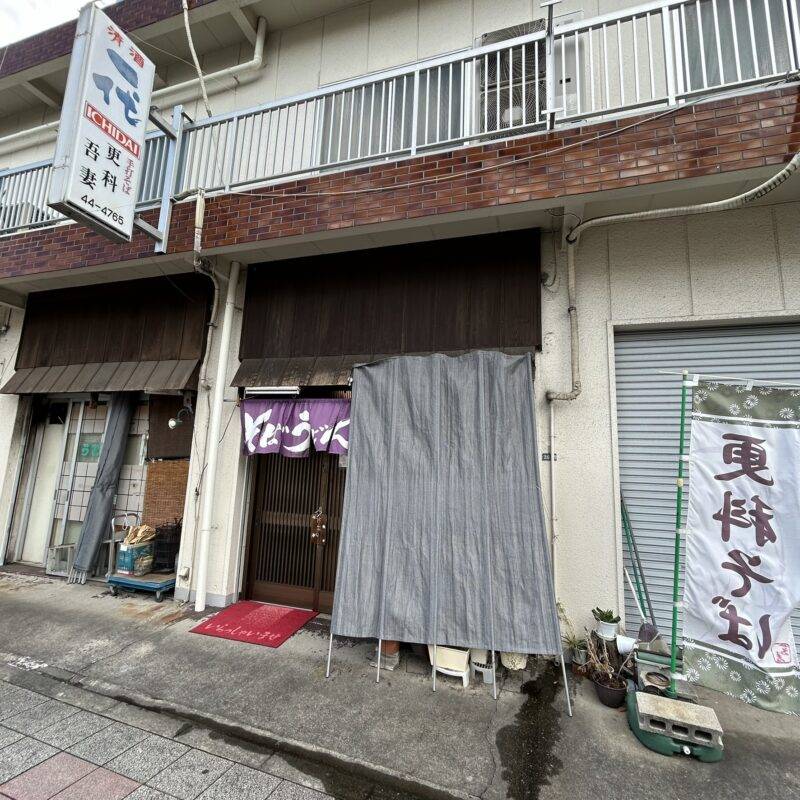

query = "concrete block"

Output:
[[635, 692, 723, 749]]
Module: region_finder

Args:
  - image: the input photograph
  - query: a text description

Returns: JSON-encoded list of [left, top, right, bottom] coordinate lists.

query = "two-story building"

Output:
[[0, 0, 799, 649]]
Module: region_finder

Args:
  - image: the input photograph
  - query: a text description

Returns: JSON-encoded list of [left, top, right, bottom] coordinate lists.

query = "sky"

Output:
[[0, 0, 116, 49]]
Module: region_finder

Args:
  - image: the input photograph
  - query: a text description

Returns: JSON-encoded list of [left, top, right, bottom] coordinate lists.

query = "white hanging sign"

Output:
[[683, 381, 800, 714], [49, 3, 155, 242]]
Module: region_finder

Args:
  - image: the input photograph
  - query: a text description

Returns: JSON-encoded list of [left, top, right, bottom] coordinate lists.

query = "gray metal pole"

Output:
[[491, 648, 497, 700], [559, 652, 573, 717], [432, 643, 437, 691], [376, 639, 383, 683], [325, 631, 334, 678]]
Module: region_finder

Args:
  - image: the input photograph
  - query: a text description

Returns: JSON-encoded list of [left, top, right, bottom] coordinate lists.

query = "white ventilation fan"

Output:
[[477, 20, 547, 134]]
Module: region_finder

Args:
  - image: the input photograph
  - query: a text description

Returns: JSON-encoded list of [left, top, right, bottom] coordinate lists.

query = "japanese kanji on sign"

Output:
[[49, 3, 155, 242], [683, 381, 800, 714]]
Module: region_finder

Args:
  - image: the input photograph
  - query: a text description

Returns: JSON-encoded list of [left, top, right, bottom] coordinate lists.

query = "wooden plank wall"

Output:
[[16, 274, 211, 370], [240, 229, 541, 360]]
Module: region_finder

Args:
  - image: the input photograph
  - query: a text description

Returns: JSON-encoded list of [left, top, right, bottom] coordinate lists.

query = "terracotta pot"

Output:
[[380, 640, 400, 656], [592, 676, 627, 708]]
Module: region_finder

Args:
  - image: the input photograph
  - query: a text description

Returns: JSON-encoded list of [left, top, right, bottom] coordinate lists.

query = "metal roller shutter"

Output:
[[614, 323, 800, 649]]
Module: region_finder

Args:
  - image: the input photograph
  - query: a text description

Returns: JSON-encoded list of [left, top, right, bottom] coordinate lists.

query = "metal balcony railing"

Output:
[[1, 0, 798, 238]]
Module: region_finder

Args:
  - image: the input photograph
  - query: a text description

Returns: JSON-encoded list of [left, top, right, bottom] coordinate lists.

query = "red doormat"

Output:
[[190, 601, 317, 648]]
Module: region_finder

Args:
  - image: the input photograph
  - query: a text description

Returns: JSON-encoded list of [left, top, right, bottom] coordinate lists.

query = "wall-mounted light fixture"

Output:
[[168, 405, 193, 430], [244, 386, 300, 397]]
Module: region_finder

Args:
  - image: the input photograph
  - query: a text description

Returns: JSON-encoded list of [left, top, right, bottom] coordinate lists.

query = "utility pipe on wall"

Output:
[[0, 18, 267, 158], [544, 148, 800, 604], [194, 259, 241, 613], [544, 243, 580, 589]]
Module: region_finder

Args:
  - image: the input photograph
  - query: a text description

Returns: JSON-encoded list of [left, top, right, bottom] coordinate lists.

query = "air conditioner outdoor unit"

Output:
[[477, 20, 547, 135]]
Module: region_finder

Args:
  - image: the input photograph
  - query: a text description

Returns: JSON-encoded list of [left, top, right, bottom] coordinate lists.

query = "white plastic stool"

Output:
[[428, 645, 470, 687]]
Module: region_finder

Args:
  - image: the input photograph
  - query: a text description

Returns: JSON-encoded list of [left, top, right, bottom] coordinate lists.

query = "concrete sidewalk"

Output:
[[0, 679, 350, 800], [0, 568, 798, 800]]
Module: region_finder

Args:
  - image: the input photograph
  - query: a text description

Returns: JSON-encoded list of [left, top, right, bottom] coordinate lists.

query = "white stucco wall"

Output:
[[535, 202, 800, 634]]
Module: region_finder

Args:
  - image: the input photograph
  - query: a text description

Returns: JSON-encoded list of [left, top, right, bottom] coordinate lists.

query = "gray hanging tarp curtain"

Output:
[[69, 393, 137, 584], [330, 351, 561, 654]]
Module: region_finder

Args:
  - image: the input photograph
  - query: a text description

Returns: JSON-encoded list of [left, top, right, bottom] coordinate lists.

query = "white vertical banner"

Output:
[[684, 381, 800, 714], [49, 3, 155, 242]]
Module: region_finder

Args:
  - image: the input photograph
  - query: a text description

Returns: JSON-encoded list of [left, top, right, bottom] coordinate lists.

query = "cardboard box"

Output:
[[116, 542, 154, 576]]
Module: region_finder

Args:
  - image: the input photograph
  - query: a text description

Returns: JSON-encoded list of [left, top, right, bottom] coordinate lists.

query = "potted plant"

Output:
[[586, 635, 628, 708], [572, 635, 589, 668], [592, 607, 620, 640], [558, 604, 588, 671], [560, 629, 587, 669]]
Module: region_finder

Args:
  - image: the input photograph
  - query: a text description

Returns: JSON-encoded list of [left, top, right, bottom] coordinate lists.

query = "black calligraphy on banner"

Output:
[[712, 433, 777, 659]]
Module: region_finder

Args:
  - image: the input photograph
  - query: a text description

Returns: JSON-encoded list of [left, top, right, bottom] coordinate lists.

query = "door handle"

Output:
[[310, 509, 328, 545]]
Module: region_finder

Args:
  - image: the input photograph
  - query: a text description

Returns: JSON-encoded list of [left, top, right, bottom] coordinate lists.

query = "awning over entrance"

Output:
[[234, 356, 356, 389], [232, 229, 541, 388], [1, 360, 199, 395], [1, 274, 211, 395]]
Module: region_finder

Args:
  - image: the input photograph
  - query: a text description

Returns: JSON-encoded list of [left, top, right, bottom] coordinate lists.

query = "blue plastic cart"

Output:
[[106, 513, 176, 601], [108, 571, 176, 602]]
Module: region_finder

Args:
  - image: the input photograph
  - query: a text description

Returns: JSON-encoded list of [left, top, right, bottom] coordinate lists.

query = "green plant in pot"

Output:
[[557, 603, 588, 670], [586, 635, 628, 708], [560, 629, 587, 668], [592, 607, 620, 640]]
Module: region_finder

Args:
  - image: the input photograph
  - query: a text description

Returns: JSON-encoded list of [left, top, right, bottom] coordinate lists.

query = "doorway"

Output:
[[19, 411, 64, 564], [11, 398, 148, 572], [246, 450, 346, 613]]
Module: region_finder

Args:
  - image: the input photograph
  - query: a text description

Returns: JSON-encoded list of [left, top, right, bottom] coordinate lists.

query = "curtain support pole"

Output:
[[491, 649, 497, 700], [559, 651, 573, 717], [432, 643, 437, 692], [325, 631, 334, 678], [376, 638, 382, 683]]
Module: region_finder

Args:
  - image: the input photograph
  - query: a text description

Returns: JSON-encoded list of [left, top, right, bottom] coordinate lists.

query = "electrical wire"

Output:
[[547, 208, 583, 226], [129, 31, 200, 72], [181, 0, 213, 120], [542, 226, 560, 293], [157, 266, 198, 304]]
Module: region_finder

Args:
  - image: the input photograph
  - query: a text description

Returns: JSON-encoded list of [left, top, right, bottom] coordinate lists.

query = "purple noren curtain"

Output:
[[241, 399, 350, 457]]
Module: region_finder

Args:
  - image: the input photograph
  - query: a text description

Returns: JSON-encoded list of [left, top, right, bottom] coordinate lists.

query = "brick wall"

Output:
[[0, 0, 216, 80], [142, 459, 189, 528], [1, 85, 798, 280]]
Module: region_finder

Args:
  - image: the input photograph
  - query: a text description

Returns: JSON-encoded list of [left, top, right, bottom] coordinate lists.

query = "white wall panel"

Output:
[[320, 4, 371, 85]]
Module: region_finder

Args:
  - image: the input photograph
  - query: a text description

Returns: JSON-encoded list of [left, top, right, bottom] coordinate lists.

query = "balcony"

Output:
[[1, 0, 798, 238]]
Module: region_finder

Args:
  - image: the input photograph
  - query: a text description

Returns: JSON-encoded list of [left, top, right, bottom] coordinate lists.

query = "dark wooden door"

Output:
[[246, 450, 345, 613]]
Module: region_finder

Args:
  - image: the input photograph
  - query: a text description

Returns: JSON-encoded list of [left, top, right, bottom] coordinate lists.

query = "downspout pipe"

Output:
[[162, 16, 266, 108], [544, 147, 800, 599], [545, 243, 580, 403], [0, 17, 267, 158], [194, 259, 241, 613], [544, 242, 579, 589]]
